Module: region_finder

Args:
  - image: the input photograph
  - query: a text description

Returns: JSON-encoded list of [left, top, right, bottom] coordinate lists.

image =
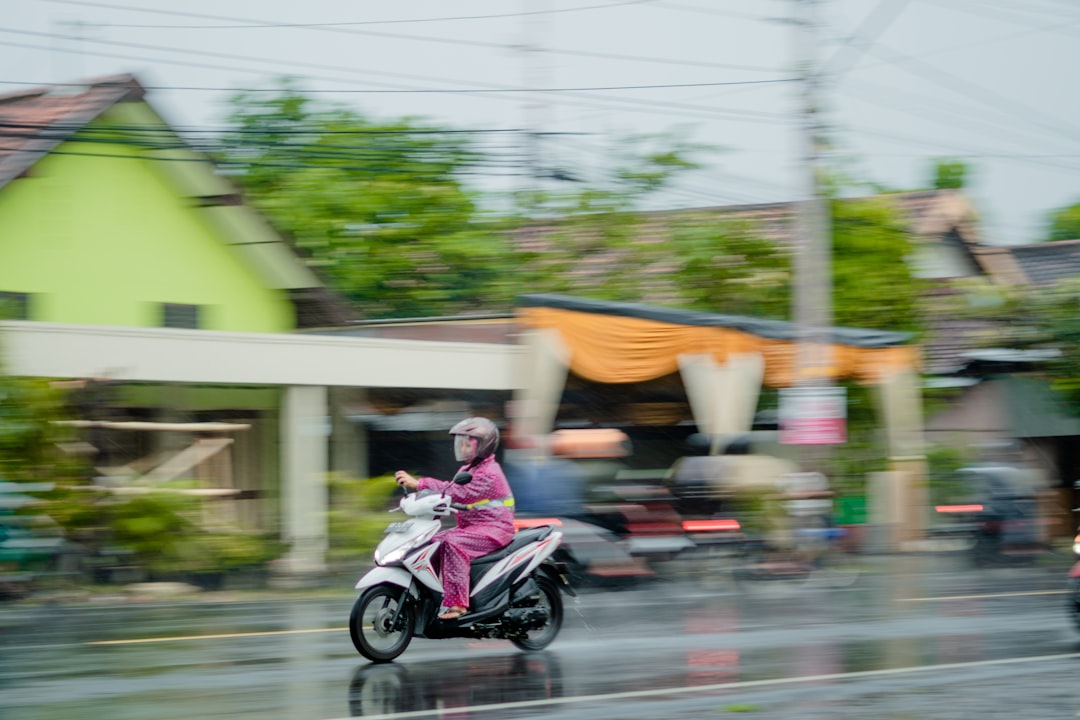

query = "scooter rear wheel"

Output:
[[351, 584, 415, 663], [510, 576, 563, 652]]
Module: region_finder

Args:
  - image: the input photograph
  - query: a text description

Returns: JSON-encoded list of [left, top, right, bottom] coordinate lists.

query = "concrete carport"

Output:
[[1, 320, 525, 577]]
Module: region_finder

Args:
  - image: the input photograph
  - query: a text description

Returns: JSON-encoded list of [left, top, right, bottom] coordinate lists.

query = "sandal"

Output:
[[438, 606, 468, 621]]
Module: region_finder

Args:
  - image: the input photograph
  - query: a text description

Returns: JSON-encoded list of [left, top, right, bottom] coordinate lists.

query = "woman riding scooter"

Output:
[[394, 417, 515, 621]]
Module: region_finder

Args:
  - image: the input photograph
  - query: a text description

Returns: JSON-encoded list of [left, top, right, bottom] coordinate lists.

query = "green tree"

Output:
[[659, 194, 927, 333], [667, 213, 790, 318], [936, 275, 1080, 406], [219, 88, 710, 318], [1021, 277, 1080, 404], [0, 314, 74, 484], [1045, 200, 1080, 242], [218, 84, 517, 318], [507, 131, 719, 304], [930, 158, 969, 189], [831, 196, 928, 334]]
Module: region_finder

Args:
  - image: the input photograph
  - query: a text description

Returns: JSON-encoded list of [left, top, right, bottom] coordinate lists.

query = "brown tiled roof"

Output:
[[0, 74, 144, 189], [682, 189, 1027, 284], [513, 190, 1035, 376], [514, 189, 1016, 272], [1008, 239, 1080, 287]]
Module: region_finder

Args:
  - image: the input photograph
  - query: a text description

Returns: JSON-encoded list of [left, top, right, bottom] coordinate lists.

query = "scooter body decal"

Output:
[[471, 532, 563, 596], [355, 565, 416, 593], [406, 541, 444, 592]]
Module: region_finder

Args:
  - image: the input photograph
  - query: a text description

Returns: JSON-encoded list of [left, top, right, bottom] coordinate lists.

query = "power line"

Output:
[[0, 144, 531, 175], [42, 0, 785, 74], [0, 31, 793, 124], [651, 1, 768, 22], [0, 119, 531, 136], [926, 0, 1080, 27], [0, 74, 797, 95], [846, 10, 1080, 75], [0, 39, 793, 132], [859, 39, 1080, 148], [821, 0, 911, 78], [837, 77, 1077, 160], [841, 124, 1080, 174], [69, 0, 657, 29]]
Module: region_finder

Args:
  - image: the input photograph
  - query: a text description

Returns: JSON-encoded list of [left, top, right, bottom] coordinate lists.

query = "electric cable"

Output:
[[72, 0, 657, 29], [41, 0, 784, 74]]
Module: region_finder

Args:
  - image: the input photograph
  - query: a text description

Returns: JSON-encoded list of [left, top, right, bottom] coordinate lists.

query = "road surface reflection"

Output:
[[348, 652, 562, 716]]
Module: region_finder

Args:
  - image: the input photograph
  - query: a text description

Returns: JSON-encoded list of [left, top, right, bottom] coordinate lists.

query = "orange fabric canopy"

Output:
[[516, 295, 919, 388]]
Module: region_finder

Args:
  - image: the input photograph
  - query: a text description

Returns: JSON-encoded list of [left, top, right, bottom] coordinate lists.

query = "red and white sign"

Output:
[[779, 386, 847, 445]]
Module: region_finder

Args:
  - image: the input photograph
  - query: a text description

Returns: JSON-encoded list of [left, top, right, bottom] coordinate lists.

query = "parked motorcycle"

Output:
[[1068, 527, 1080, 633], [349, 472, 575, 663]]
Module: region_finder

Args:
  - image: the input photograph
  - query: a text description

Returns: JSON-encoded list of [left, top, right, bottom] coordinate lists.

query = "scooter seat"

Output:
[[473, 526, 553, 565]]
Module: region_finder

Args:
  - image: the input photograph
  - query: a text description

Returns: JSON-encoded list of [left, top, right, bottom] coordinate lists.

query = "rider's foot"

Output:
[[438, 606, 467, 620]]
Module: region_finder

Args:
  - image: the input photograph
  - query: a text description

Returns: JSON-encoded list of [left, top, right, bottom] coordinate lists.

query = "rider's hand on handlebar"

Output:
[[394, 470, 419, 492]]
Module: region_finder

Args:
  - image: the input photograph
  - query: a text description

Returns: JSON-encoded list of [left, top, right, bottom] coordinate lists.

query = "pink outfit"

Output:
[[417, 454, 515, 609]]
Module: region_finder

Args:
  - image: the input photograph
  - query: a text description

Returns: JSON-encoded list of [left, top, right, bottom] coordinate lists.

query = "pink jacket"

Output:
[[418, 454, 515, 543]]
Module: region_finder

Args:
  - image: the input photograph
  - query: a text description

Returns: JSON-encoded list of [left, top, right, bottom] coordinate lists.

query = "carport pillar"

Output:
[[873, 367, 929, 549], [510, 328, 571, 455], [279, 385, 330, 579], [678, 353, 765, 452]]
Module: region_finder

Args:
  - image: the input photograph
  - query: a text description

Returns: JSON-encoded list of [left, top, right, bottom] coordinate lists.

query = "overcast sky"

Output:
[[4, 0, 1079, 245]]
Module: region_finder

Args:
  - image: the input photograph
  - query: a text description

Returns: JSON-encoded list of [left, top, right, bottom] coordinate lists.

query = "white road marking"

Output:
[[85, 627, 347, 645], [326, 652, 1080, 720], [899, 589, 1068, 602]]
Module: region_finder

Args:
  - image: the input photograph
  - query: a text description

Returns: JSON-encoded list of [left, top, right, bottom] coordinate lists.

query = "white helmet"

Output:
[[449, 417, 499, 464]]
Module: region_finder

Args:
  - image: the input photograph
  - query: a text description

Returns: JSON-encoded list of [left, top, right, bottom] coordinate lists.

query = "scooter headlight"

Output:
[[376, 546, 408, 565], [1073, 534, 1080, 557]]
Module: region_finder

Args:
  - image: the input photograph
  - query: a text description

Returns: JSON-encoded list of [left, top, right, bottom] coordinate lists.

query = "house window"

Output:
[[0, 291, 30, 320], [161, 303, 200, 329]]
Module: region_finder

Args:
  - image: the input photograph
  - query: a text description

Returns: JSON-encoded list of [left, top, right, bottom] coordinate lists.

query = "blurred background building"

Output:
[[2, 75, 1078, 580]]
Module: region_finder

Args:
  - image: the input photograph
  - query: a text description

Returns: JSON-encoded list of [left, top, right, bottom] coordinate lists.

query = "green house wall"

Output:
[[0, 110, 294, 332]]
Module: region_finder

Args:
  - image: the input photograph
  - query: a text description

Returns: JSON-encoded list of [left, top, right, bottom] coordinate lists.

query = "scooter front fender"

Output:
[[1069, 560, 1080, 579], [355, 566, 417, 594]]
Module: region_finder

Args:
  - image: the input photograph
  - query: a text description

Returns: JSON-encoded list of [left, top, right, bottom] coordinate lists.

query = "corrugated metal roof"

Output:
[[1010, 239, 1080, 287], [517, 292, 914, 348], [1004, 376, 1080, 438]]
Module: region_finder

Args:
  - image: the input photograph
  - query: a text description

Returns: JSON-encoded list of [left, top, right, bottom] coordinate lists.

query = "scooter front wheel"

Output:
[[350, 584, 415, 663]]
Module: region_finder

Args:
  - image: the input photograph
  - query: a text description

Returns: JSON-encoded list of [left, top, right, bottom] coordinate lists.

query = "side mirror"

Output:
[[452, 471, 473, 485]]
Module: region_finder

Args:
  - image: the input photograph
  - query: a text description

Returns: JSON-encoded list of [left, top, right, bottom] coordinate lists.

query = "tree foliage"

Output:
[[1045, 200, 1080, 242], [937, 275, 1080, 408], [0, 312, 74, 484], [218, 85, 517, 318], [217, 85, 927, 336], [666, 214, 790, 318], [1033, 278, 1080, 404], [831, 196, 928, 334], [930, 158, 969, 189], [219, 86, 715, 317]]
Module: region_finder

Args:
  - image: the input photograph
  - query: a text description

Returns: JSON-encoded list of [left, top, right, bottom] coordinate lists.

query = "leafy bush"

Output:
[[327, 473, 400, 565], [49, 487, 282, 578]]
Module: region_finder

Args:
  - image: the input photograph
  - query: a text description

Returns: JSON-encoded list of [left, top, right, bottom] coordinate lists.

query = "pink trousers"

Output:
[[435, 527, 507, 609]]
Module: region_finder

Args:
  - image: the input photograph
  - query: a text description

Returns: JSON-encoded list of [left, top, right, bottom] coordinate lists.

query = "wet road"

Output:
[[2, 553, 1078, 719]]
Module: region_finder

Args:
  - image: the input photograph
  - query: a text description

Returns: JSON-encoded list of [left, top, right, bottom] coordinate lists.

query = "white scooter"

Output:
[[349, 472, 575, 663]]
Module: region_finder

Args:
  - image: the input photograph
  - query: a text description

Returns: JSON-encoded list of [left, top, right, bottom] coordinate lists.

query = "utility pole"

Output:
[[520, 0, 552, 207], [794, 0, 832, 387], [781, 0, 842, 467]]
